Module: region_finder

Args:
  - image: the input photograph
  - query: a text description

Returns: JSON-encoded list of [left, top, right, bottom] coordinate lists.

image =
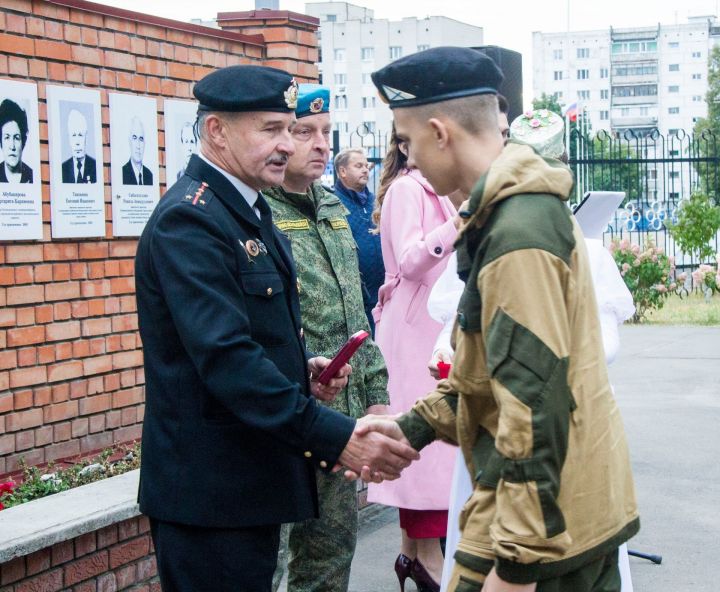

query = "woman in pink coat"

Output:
[[368, 130, 459, 591]]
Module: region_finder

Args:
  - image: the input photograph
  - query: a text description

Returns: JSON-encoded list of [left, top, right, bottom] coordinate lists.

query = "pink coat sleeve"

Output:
[[382, 175, 458, 282]]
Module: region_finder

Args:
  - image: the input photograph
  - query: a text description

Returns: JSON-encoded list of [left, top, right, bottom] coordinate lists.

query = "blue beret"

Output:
[[296, 84, 330, 118], [194, 65, 299, 113], [371, 46, 503, 109]]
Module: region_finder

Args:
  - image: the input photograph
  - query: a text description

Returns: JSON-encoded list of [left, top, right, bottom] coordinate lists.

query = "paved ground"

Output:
[[281, 325, 720, 591]]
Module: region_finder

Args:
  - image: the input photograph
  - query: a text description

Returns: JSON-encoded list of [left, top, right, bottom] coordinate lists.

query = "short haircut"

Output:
[[334, 148, 365, 172], [407, 94, 499, 136], [497, 94, 509, 115], [0, 99, 29, 148]]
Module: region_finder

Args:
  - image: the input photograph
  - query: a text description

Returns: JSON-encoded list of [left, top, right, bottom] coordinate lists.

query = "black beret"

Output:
[[371, 46, 503, 109], [193, 65, 299, 113]]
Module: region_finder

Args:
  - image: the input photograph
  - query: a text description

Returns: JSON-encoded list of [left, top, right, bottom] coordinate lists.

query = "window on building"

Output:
[[389, 46, 403, 59], [554, 71, 563, 80], [692, 51, 702, 58], [613, 64, 657, 77], [620, 107, 630, 116], [600, 68, 609, 78], [362, 96, 376, 109], [326, 14, 337, 22], [668, 85, 679, 93], [611, 40, 657, 54], [553, 49, 563, 60], [362, 121, 376, 133], [669, 192, 680, 199], [334, 121, 348, 133], [361, 47, 374, 60], [669, 64, 680, 72], [577, 47, 590, 58], [553, 91, 563, 101], [692, 73, 702, 80], [362, 73, 372, 84], [417, 44, 430, 52], [600, 89, 609, 100], [600, 110, 609, 120], [334, 48, 345, 61], [692, 95, 703, 102], [668, 129, 679, 136], [668, 41, 679, 48], [669, 171, 680, 179], [669, 149, 679, 157], [612, 84, 658, 97], [647, 169, 657, 179], [668, 107, 680, 114], [334, 73, 347, 85], [578, 90, 590, 100], [577, 69, 590, 79], [334, 95, 348, 109], [639, 106, 649, 116]]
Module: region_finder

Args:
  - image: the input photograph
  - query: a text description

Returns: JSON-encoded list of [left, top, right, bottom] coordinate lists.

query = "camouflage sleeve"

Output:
[[362, 339, 390, 408], [396, 379, 459, 449]]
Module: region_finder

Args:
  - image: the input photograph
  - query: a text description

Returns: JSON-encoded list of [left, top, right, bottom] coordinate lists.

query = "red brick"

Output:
[[72, 417, 89, 437], [111, 314, 138, 333], [90, 338, 106, 355], [104, 297, 120, 315], [6, 284, 44, 305], [0, 308, 16, 327], [104, 373, 121, 392], [73, 581, 98, 592], [9, 365, 47, 389], [17, 347, 36, 366], [82, 317, 112, 337], [97, 525, 118, 549], [121, 406, 136, 425], [28, 58, 48, 77], [88, 376, 104, 394], [113, 350, 142, 369], [82, 280, 112, 297], [120, 369, 135, 387], [36, 304, 54, 323], [88, 261, 105, 279], [52, 263, 71, 281], [110, 277, 135, 294], [15, 429, 35, 451], [0, 392, 12, 413], [130, 37, 147, 56], [105, 410, 121, 429], [75, 533, 98, 560], [35, 424, 54, 446], [38, 344, 56, 364], [48, 360, 84, 382], [64, 23, 82, 43], [44, 400, 79, 423], [114, 32, 131, 52], [5, 12, 27, 34], [44, 20, 63, 40], [16, 306, 35, 326], [119, 296, 136, 313], [54, 301, 72, 320], [84, 66, 100, 87], [117, 71, 133, 90], [168, 62, 194, 80], [1, 556, 26, 586], [45, 281, 81, 301], [45, 320, 82, 342], [80, 431, 112, 452], [104, 50, 136, 71], [55, 341, 73, 360], [70, 379, 89, 399], [114, 563, 137, 589], [34, 385, 52, 406], [54, 421, 71, 442], [113, 387, 143, 408], [83, 355, 113, 376], [52, 383, 70, 403], [6, 408, 43, 431], [14, 568, 63, 592], [34, 263, 53, 282], [45, 439, 80, 462], [0, 350, 16, 370], [0, 371, 9, 392], [89, 414, 105, 433], [44, 243, 78, 260], [88, 298, 105, 315], [64, 550, 108, 586], [26, 15, 45, 36], [5, 245, 43, 263], [13, 265, 33, 284], [26, 548, 51, 576], [8, 325, 45, 346], [73, 340, 91, 358], [0, 32, 35, 57], [0, 267, 14, 285], [0, 433, 15, 455], [117, 519, 139, 541], [35, 39, 72, 61], [97, 572, 116, 592], [71, 262, 88, 279]]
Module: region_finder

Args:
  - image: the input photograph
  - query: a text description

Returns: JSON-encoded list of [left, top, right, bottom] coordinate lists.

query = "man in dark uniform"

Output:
[[135, 65, 418, 592]]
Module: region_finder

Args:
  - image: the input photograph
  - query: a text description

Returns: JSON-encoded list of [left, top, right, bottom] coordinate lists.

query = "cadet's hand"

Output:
[[482, 568, 537, 592], [338, 415, 417, 482], [308, 356, 351, 402], [428, 348, 453, 380]]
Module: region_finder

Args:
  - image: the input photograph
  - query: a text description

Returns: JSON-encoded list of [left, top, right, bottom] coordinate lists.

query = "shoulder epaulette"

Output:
[[182, 181, 215, 208]]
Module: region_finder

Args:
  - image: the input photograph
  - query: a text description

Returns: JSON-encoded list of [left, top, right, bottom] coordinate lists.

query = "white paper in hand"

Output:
[[573, 191, 626, 239]]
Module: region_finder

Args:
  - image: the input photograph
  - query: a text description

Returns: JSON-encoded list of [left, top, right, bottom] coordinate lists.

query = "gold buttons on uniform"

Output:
[[304, 451, 312, 458], [319, 460, 328, 469], [266, 287, 273, 296]]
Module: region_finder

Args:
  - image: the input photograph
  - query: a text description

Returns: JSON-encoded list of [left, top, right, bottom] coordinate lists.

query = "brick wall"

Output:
[[0, 515, 157, 591], [0, 0, 320, 479]]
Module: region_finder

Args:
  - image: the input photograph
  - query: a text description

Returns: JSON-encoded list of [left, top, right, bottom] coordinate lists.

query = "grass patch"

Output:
[[642, 293, 720, 325]]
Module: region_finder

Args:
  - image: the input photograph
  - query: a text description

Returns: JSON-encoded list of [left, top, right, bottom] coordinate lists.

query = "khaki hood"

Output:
[[458, 140, 574, 235]]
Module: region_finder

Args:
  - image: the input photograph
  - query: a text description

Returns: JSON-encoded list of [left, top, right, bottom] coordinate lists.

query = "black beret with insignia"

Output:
[[194, 65, 299, 113], [371, 46, 503, 109]]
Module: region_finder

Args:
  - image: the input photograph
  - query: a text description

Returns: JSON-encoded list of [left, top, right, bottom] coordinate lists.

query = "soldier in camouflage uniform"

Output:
[[266, 85, 389, 592]]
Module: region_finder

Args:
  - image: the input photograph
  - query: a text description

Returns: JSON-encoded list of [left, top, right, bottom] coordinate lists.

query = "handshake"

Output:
[[336, 414, 419, 483]]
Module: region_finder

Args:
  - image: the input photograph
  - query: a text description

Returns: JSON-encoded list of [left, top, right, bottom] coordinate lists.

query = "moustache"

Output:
[[265, 154, 289, 166]]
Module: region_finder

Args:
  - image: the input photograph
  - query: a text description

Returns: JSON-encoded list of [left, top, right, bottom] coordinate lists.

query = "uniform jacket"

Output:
[[333, 179, 385, 325], [135, 155, 355, 528], [61, 156, 97, 184], [397, 142, 639, 584], [0, 161, 33, 183], [122, 160, 153, 185], [264, 183, 389, 419], [367, 168, 457, 510]]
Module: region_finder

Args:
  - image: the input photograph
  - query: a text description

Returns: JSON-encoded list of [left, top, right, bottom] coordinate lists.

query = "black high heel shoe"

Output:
[[412, 558, 441, 592], [394, 554, 414, 592]]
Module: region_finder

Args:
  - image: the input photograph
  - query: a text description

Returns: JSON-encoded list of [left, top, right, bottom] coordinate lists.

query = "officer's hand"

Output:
[[308, 356, 352, 402]]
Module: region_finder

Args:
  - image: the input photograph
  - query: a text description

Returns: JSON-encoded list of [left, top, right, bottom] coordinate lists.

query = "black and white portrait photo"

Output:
[[164, 98, 199, 185]]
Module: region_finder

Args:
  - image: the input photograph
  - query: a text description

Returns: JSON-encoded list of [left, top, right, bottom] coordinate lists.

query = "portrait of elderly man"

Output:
[[176, 120, 197, 180], [0, 98, 34, 184], [61, 108, 97, 184], [122, 116, 153, 186]]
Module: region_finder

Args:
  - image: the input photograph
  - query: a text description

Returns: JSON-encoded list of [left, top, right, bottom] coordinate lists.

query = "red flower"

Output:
[[0, 481, 15, 494]]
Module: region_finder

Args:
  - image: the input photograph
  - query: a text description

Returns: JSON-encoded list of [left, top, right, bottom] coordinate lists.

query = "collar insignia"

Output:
[[285, 78, 299, 109]]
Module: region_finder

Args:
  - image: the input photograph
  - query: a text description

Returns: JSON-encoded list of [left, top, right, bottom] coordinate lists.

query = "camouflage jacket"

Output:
[[264, 183, 389, 418]]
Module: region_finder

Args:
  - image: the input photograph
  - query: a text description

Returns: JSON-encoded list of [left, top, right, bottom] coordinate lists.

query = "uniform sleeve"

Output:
[[148, 204, 355, 466], [383, 176, 458, 282], [396, 378, 460, 448], [361, 338, 390, 408], [478, 248, 574, 583]]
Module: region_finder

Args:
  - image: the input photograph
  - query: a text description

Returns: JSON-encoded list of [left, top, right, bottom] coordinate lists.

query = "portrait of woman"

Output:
[[0, 98, 34, 184]]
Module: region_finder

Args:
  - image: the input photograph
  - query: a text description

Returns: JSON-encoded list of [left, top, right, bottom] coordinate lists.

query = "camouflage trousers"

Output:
[[272, 470, 358, 592]]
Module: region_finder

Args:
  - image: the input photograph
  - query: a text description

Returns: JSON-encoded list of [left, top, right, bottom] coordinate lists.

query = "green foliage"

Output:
[[587, 136, 642, 204], [0, 442, 141, 510], [532, 93, 563, 116], [666, 192, 720, 261], [610, 238, 677, 322], [692, 45, 720, 202]]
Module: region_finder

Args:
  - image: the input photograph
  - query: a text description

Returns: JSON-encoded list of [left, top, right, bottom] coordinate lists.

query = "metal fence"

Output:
[[332, 126, 720, 270]]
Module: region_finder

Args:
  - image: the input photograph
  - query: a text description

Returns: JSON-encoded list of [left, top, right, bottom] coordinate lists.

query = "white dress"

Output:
[[432, 241, 635, 592]]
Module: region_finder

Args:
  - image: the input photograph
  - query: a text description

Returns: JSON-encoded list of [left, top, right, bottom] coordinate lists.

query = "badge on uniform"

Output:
[[239, 238, 267, 263]]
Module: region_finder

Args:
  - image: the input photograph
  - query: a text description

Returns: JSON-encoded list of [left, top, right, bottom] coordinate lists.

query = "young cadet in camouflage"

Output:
[[265, 84, 389, 592], [367, 48, 639, 592]]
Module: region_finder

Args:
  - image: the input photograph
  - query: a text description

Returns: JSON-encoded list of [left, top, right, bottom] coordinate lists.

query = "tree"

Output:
[[692, 45, 720, 204], [532, 93, 563, 116]]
